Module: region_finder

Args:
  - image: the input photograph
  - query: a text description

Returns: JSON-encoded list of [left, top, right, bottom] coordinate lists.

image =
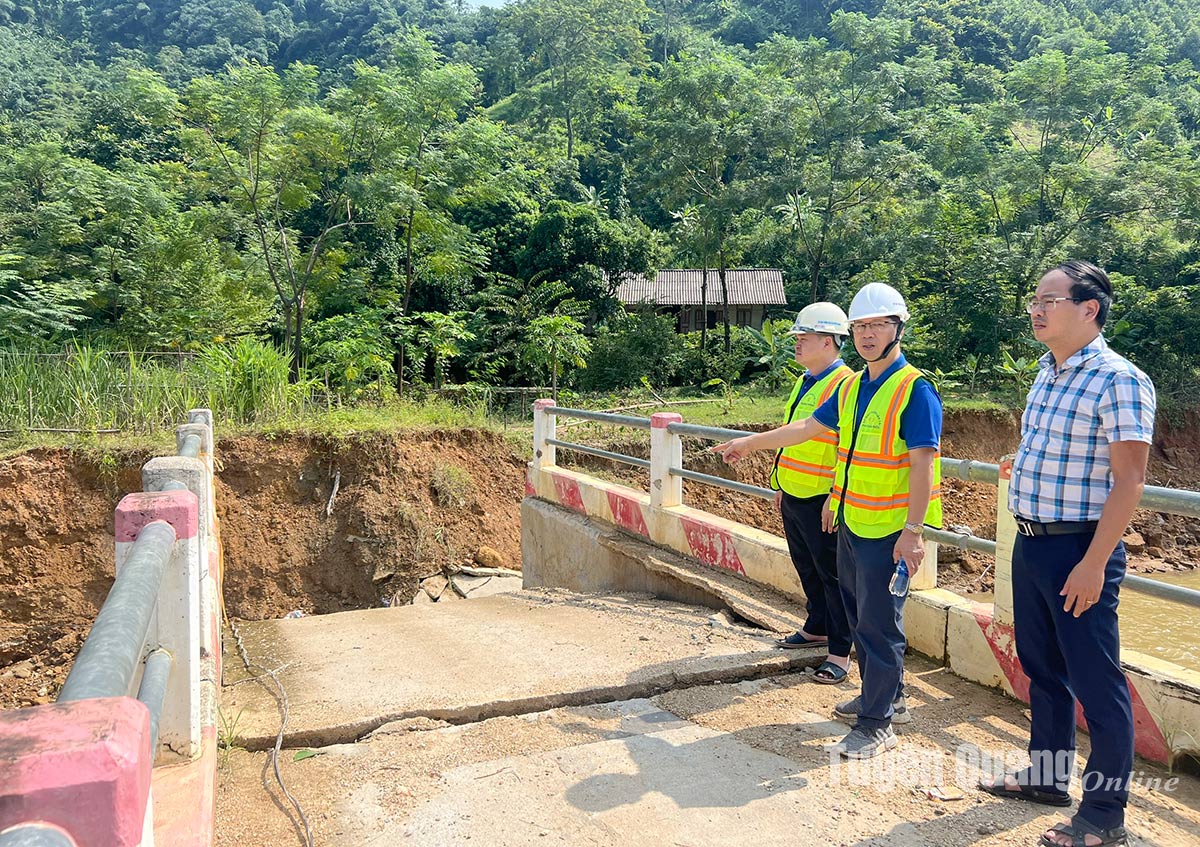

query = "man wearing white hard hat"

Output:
[[713, 282, 942, 759], [768, 303, 854, 685]]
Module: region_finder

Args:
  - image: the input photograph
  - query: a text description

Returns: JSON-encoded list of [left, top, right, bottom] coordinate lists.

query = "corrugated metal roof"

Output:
[[612, 269, 787, 306]]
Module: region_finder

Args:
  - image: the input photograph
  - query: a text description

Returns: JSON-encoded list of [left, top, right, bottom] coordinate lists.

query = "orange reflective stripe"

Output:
[[848, 454, 910, 469], [838, 373, 861, 417], [777, 457, 836, 478], [877, 371, 919, 456], [818, 368, 850, 405], [836, 485, 943, 512], [812, 432, 839, 446]]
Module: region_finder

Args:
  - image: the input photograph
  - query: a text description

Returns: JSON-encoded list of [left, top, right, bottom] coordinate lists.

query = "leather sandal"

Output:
[[1038, 815, 1127, 847], [978, 772, 1071, 807], [776, 631, 828, 649], [812, 660, 848, 684]]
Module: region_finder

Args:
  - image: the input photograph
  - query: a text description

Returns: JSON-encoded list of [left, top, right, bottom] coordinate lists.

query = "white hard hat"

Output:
[[788, 302, 849, 336], [848, 282, 910, 323]]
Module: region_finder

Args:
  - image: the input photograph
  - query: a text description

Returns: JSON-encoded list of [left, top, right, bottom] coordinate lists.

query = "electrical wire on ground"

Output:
[[223, 608, 315, 847]]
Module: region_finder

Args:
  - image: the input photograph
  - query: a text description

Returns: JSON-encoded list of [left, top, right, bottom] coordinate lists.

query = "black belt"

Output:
[[1014, 518, 1099, 537]]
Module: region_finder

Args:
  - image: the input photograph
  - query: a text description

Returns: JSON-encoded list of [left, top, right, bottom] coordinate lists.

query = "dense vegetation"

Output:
[[3, 0, 1200, 411]]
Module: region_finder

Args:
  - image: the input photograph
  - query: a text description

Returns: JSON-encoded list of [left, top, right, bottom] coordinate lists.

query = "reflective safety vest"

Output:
[[830, 364, 942, 538], [770, 364, 853, 498]]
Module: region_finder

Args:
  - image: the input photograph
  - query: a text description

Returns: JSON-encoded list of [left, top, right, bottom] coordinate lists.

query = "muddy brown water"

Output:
[[970, 569, 1200, 673], [1119, 569, 1200, 672]]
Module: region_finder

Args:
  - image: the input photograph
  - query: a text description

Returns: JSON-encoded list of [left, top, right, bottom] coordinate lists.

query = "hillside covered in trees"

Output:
[[3, 0, 1200, 400]]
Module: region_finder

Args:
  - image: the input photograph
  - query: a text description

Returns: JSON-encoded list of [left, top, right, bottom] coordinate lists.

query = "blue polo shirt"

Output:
[[810, 354, 942, 450], [786, 359, 847, 422]]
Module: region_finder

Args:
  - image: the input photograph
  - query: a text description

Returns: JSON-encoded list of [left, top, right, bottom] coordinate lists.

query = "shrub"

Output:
[[431, 464, 474, 510]]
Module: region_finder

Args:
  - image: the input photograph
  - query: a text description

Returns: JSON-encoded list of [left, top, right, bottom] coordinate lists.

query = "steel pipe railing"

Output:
[[0, 825, 77, 847], [670, 466, 775, 501], [546, 438, 650, 470], [178, 433, 202, 459], [538, 404, 1200, 607], [545, 406, 652, 429], [939, 458, 1001, 484], [136, 648, 173, 751], [926, 527, 998, 556], [57, 522, 177, 702], [666, 421, 754, 442]]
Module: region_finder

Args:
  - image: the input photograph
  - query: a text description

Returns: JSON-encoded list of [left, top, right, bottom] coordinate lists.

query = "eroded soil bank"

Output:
[[3, 410, 1199, 708]]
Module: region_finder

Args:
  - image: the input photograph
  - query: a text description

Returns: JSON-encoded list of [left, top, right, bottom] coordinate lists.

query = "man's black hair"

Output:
[[1053, 259, 1112, 327]]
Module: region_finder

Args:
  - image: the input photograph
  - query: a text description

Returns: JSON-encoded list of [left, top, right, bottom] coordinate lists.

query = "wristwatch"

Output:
[[904, 522, 925, 535]]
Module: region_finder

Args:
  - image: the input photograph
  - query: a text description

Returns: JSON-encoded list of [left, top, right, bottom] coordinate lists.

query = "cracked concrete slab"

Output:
[[222, 590, 823, 749]]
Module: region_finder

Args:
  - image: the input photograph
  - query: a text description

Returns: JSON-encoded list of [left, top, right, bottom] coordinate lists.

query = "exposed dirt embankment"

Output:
[[216, 431, 526, 619], [0, 430, 526, 708]]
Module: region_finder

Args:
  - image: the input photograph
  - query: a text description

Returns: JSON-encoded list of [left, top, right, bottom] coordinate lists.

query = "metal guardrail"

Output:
[[671, 466, 774, 501], [545, 406, 652, 430], [58, 522, 177, 702], [539, 405, 1200, 608], [137, 648, 173, 751], [667, 421, 754, 441], [179, 433, 202, 459], [0, 825, 77, 847], [56, 418, 205, 745], [545, 438, 649, 470]]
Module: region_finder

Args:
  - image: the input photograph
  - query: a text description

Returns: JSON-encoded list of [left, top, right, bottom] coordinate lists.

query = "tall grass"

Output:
[[0, 340, 304, 433]]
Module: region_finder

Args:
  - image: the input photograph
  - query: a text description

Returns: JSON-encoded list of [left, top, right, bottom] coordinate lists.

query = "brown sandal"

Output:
[[978, 773, 1070, 807]]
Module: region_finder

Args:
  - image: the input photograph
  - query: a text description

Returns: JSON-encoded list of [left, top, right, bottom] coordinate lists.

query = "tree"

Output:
[[760, 14, 925, 304], [505, 0, 649, 160], [516, 199, 656, 322], [524, 313, 591, 400], [183, 61, 370, 379], [396, 311, 475, 389], [640, 45, 773, 352], [340, 31, 505, 390]]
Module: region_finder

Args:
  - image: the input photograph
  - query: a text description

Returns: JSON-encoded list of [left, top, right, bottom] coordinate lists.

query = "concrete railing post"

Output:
[[911, 539, 938, 591], [532, 399, 556, 469], [183, 411, 216, 533], [143, 457, 211, 580], [115, 490, 201, 760], [993, 456, 1017, 625], [650, 413, 684, 509], [0, 698, 152, 847]]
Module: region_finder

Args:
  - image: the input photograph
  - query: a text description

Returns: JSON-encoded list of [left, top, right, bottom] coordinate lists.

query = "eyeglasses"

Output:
[[1025, 296, 1081, 314], [850, 320, 898, 335]]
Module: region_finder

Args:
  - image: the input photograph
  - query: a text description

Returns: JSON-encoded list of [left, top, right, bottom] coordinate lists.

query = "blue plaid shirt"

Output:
[[1008, 335, 1156, 522]]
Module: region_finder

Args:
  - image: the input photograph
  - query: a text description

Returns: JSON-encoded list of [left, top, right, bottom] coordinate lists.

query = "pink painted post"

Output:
[[532, 399, 556, 469], [0, 697, 153, 847], [650, 413, 684, 509]]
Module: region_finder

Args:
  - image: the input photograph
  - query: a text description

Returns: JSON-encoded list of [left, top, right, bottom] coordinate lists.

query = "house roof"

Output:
[[611, 269, 787, 307]]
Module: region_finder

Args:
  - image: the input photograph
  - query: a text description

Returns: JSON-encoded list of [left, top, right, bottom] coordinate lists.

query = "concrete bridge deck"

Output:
[[215, 590, 1200, 847]]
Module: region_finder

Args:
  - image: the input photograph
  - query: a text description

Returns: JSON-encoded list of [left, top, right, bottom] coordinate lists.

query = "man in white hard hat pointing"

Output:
[[713, 283, 943, 758], [769, 303, 854, 685]]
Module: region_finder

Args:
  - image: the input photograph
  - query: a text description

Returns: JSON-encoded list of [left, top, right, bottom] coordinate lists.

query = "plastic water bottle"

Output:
[[889, 558, 910, 598]]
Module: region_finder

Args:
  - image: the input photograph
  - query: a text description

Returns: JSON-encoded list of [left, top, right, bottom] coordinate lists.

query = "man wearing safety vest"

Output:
[[713, 283, 942, 759], [769, 303, 855, 687]]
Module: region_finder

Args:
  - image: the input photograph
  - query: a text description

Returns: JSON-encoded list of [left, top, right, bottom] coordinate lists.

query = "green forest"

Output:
[[4, 0, 1200, 425]]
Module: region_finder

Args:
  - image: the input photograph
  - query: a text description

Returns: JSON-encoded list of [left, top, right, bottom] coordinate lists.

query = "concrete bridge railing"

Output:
[[526, 401, 1200, 769], [1, 410, 222, 847]]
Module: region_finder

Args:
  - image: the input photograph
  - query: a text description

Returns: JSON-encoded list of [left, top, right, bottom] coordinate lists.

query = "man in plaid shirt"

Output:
[[980, 261, 1155, 847]]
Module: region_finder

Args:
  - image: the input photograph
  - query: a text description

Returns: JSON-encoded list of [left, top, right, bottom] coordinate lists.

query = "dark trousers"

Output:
[[837, 527, 906, 731], [780, 492, 852, 658], [1013, 533, 1133, 830]]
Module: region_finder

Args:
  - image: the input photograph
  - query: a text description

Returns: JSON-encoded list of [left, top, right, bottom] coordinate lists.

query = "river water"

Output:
[[966, 568, 1200, 673], [1118, 568, 1200, 672]]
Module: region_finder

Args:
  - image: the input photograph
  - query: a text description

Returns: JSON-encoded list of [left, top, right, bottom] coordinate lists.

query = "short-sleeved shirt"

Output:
[[786, 359, 847, 422], [1008, 335, 1156, 522], [811, 354, 942, 450]]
